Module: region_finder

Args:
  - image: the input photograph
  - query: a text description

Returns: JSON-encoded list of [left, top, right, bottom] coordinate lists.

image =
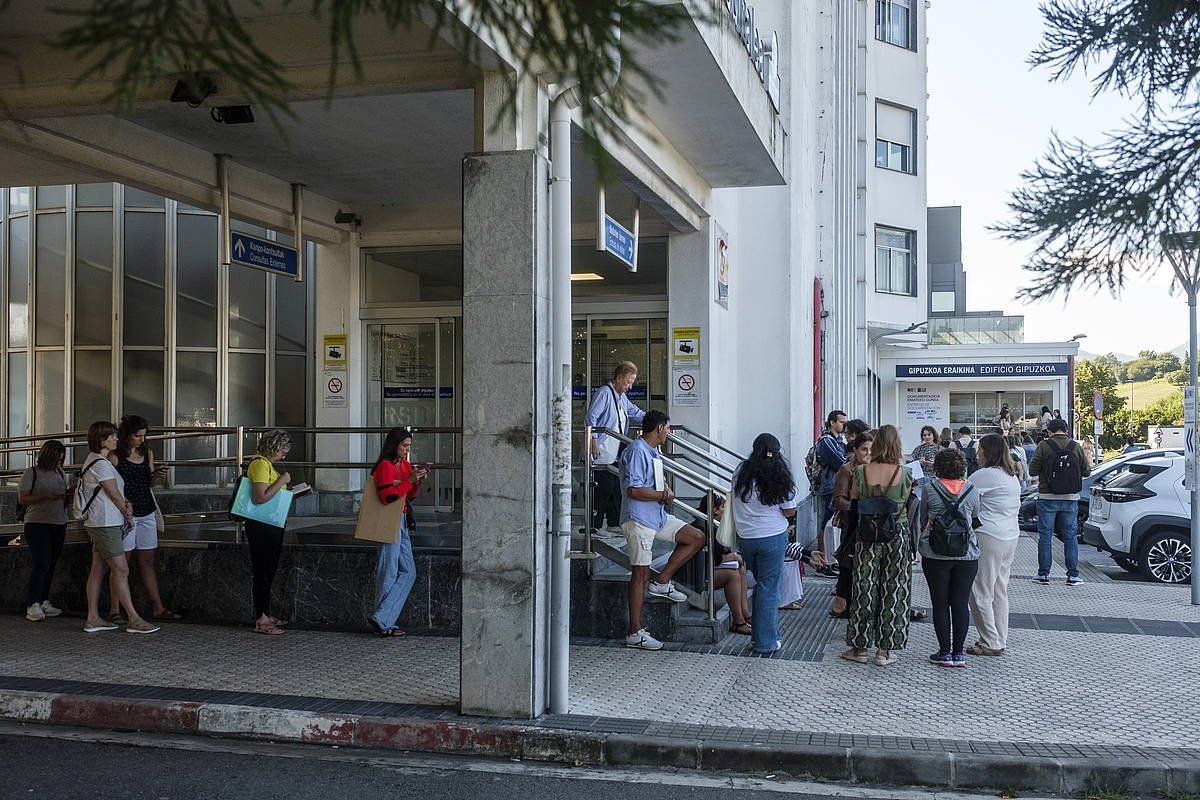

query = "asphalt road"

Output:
[[0, 725, 1021, 800]]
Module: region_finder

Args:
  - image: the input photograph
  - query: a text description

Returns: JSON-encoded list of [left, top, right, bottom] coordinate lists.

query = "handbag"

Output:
[[716, 495, 737, 548], [228, 457, 294, 528]]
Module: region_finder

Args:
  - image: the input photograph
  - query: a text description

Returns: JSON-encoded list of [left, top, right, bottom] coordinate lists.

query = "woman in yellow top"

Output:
[[246, 430, 293, 635]]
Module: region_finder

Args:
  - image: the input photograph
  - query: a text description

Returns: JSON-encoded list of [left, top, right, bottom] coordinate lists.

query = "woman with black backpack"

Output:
[[918, 447, 982, 667], [842, 425, 913, 667]]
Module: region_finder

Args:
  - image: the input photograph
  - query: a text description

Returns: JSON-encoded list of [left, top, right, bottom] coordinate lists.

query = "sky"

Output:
[[926, 1, 1188, 358]]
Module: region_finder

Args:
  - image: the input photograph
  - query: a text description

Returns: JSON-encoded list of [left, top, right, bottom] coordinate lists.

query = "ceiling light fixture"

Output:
[[210, 105, 255, 125], [570, 272, 605, 282]]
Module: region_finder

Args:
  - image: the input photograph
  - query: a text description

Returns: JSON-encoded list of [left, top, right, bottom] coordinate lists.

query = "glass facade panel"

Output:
[[9, 214, 29, 347], [875, 0, 911, 48], [124, 187, 165, 208], [36, 186, 66, 209], [75, 212, 114, 345], [177, 213, 218, 347], [122, 349, 165, 423], [363, 249, 463, 304], [8, 351, 28, 442], [175, 351, 218, 485], [229, 266, 267, 349], [928, 315, 1025, 345], [77, 183, 113, 208], [229, 352, 266, 426], [73, 350, 111, 430], [34, 351, 65, 434], [275, 353, 308, 484], [276, 272, 307, 352], [123, 211, 166, 346], [35, 213, 67, 346], [931, 291, 956, 313], [8, 187, 30, 213]]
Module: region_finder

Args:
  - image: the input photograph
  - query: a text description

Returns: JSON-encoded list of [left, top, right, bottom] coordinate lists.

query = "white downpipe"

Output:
[[549, 90, 577, 716]]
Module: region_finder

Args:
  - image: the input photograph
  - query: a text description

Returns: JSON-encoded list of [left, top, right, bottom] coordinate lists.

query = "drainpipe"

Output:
[[548, 37, 622, 717]]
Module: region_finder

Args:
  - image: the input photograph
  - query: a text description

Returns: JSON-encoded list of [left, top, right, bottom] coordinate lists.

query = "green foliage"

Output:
[[9, 0, 698, 166], [993, 1, 1200, 300], [1115, 349, 1183, 382], [1108, 387, 1185, 445], [1074, 359, 1128, 449], [1167, 368, 1190, 386]]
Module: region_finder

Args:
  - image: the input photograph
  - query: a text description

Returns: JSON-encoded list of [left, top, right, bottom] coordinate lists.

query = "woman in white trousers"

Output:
[[964, 434, 1022, 656]]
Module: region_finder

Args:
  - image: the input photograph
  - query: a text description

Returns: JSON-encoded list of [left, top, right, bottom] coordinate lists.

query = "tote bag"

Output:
[[229, 478, 294, 528], [354, 474, 407, 544], [716, 496, 737, 548]]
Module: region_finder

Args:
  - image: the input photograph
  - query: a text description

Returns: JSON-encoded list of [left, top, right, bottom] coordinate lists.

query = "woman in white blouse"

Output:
[[965, 433, 1022, 656]]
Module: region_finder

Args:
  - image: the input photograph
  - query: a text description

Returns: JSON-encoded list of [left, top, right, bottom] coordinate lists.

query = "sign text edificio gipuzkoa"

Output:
[[894, 362, 1070, 378], [726, 0, 781, 111]]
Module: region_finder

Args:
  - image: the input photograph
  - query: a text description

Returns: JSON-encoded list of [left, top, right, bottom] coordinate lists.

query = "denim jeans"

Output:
[[738, 532, 788, 653], [372, 517, 417, 632], [1036, 498, 1079, 578]]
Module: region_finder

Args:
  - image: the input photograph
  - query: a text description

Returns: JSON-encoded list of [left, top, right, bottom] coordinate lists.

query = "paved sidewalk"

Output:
[[3, 534, 1199, 791]]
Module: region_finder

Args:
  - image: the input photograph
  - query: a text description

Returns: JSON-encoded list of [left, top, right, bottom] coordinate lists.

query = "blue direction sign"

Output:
[[230, 232, 298, 279], [601, 214, 636, 270]]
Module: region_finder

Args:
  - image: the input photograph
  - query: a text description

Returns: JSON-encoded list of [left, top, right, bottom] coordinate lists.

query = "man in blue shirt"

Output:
[[814, 409, 848, 534], [619, 409, 705, 651], [586, 362, 647, 536]]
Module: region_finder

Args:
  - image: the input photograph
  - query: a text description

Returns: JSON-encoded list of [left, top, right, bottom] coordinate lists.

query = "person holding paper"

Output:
[[619, 410, 705, 651], [909, 425, 940, 488], [586, 361, 646, 536], [245, 429, 296, 635], [368, 427, 427, 637]]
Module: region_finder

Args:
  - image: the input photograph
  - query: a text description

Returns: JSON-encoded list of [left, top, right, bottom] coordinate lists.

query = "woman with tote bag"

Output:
[[366, 427, 427, 637]]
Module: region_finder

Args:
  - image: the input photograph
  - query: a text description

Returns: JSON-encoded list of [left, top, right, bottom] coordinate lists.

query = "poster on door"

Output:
[[904, 386, 943, 423], [323, 335, 348, 372], [715, 228, 730, 309]]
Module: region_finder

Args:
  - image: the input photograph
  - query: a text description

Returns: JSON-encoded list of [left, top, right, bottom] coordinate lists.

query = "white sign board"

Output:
[[672, 367, 700, 407], [1186, 387, 1197, 490], [904, 387, 942, 423], [324, 373, 347, 409]]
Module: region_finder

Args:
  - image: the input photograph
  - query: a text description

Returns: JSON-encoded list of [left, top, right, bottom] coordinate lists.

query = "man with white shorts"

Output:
[[619, 409, 705, 650]]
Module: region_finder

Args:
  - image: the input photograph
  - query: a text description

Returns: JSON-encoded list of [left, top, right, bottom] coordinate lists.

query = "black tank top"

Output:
[[116, 458, 156, 517]]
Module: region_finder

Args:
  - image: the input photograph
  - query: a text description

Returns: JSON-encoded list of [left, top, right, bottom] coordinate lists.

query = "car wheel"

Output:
[[1137, 530, 1192, 584], [1112, 556, 1140, 574]]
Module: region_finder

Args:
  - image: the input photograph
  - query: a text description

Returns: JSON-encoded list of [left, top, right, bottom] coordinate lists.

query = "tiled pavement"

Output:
[[4, 534, 1200, 750]]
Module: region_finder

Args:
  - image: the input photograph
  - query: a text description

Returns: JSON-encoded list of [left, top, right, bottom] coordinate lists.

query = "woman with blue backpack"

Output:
[[917, 447, 982, 667]]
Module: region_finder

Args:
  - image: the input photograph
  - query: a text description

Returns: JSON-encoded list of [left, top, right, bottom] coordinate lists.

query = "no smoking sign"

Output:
[[323, 374, 347, 408], [677, 373, 695, 392], [672, 367, 700, 407]]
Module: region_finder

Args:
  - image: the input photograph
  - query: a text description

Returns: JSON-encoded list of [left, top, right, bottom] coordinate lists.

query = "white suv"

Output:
[[1082, 456, 1191, 584]]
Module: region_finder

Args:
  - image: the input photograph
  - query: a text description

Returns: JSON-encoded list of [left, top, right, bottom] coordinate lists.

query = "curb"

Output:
[[1, 689, 1194, 794]]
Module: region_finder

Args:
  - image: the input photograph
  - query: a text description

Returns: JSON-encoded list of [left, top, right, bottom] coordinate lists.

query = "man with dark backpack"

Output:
[[950, 427, 980, 475], [1028, 418, 1091, 585], [806, 410, 847, 571], [918, 448, 982, 667]]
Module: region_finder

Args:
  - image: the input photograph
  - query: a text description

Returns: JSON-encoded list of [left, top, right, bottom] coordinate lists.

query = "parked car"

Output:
[[1081, 456, 1191, 584], [1018, 448, 1184, 534]]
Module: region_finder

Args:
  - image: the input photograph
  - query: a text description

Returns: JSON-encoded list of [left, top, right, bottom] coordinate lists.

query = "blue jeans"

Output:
[[1036, 498, 1079, 578], [372, 518, 416, 632], [738, 532, 788, 653]]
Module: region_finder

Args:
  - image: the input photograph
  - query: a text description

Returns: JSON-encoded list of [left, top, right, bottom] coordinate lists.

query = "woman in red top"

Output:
[[368, 427, 427, 637]]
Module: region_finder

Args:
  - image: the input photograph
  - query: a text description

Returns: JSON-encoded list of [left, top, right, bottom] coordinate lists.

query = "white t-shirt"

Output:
[[80, 452, 125, 528], [965, 466, 1021, 541], [730, 466, 798, 539]]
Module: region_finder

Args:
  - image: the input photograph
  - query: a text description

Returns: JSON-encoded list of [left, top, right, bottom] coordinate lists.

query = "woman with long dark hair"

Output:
[[19, 440, 69, 621], [966, 433, 1022, 657], [106, 415, 178, 623], [368, 427, 427, 637], [731, 433, 802, 654]]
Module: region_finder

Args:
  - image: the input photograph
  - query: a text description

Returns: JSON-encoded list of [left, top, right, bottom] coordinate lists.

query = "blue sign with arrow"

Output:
[[230, 232, 298, 279], [601, 214, 637, 270]]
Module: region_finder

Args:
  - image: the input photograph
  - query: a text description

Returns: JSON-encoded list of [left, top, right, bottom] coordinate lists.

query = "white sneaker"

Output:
[[26, 603, 45, 622], [40, 601, 62, 617], [624, 629, 664, 650], [648, 581, 687, 603]]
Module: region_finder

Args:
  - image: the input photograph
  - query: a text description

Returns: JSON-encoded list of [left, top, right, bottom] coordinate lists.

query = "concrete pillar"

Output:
[[460, 150, 551, 718]]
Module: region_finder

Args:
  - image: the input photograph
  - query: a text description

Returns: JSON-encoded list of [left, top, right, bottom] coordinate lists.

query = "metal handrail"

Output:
[[672, 425, 748, 463], [665, 430, 740, 474]]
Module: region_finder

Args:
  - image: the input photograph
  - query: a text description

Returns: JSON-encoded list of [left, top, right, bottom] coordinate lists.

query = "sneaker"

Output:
[[950, 653, 967, 667], [647, 581, 687, 603], [25, 603, 45, 622], [39, 601, 62, 617], [754, 639, 783, 655], [1033, 575, 1050, 585], [624, 629, 663, 650], [928, 650, 952, 666], [125, 619, 161, 635], [83, 618, 119, 633], [873, 649, 898, 666], [1066, 576, 1085, 586]]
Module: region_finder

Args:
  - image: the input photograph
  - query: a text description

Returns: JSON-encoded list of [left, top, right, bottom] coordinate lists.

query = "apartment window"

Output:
[[875, 103, 916, 174], [875, 226, 916, 296], [931, 291, 956, 313], [876, 0, 914, 49]]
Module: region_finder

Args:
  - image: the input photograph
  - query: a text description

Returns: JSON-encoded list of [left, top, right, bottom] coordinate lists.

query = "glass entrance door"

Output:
[[366, 319, 460, 512]]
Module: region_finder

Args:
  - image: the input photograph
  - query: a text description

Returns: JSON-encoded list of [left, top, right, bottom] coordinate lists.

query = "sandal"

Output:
[[269, 616, 288, 627], [152, 609, 182, 621], [731, 623, 753, 635], [107, 613, 128, 626], [828, 609, 849, 619], [254, 621, 283, 635]]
